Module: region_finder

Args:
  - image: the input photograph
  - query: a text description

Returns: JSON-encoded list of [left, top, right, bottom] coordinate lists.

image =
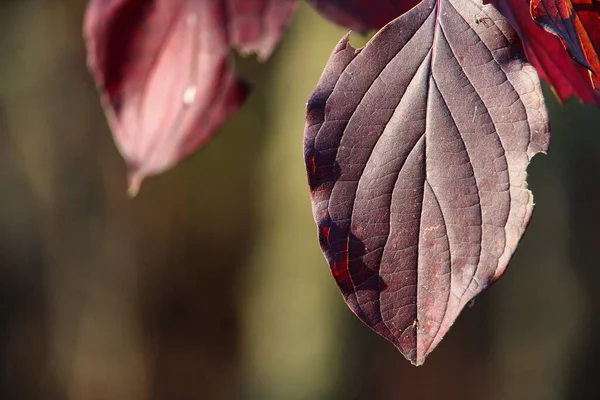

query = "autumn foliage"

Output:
[[84, 0, 600, 364]]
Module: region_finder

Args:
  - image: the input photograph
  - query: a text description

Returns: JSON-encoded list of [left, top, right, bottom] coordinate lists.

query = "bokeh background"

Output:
[[0, 1, 598, 399]]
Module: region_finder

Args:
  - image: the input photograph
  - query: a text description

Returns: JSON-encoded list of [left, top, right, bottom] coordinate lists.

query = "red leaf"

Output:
[[494, 0, 600, 104], [306, 0, 419, 32], [84, 0, 297, 194], [531, 0, 600, 89], [305, 0, 550, 364]]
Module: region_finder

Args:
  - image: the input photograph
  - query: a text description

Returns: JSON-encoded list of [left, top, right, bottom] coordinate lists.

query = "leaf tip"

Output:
[[412, 348, 427, 367], [127, 170, 145, 198], [409, 353, 422, 367]]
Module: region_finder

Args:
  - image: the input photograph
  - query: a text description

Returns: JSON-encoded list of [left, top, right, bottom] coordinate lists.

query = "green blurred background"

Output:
[[0, 1, 599, 399]]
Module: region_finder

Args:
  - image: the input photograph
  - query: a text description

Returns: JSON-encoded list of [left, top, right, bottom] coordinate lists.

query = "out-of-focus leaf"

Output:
[[494, 0, 600, 104], [84, 0, 297, 194], [531, 0, 600, 88], [306, 0, 419, 32], [305, 0, 550, 365]]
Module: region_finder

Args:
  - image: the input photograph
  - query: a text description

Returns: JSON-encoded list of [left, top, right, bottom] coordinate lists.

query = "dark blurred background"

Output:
[[0, 1, 598, 399]]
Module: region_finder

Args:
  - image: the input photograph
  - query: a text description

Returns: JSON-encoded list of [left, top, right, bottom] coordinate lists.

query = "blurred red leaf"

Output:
[[493, 0, 600, 104], [84, 0, 297, 194], [306, 0, 419, 32], [531, 0, 600, 89], [305, 0, 549, 364]]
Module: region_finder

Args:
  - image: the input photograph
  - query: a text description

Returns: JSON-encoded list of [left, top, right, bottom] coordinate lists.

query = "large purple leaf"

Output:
[[305, 0, 550, 364], [84, 0, 297, 194]]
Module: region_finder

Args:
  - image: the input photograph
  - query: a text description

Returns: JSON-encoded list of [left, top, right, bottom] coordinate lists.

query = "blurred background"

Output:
[[0, 1, 598, 399]]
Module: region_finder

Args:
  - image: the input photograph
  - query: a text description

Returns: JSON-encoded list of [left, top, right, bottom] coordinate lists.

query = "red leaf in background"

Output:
[[305, 0, 549, 364], [531, 0, 600, 88], [306, 0, 419, 32], [84, 0, 297, 195], [228, 0, 299, 59], [493, 0, 600, 104]]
